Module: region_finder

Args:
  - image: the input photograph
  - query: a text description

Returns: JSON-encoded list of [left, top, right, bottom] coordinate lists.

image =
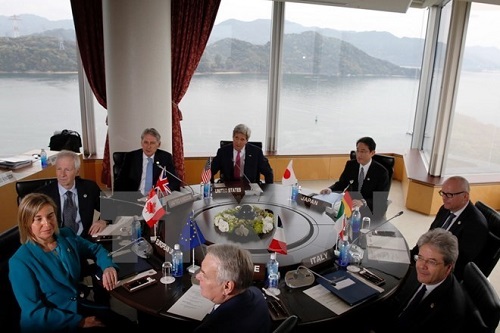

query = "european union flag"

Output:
[[179, 214, 206, 250]]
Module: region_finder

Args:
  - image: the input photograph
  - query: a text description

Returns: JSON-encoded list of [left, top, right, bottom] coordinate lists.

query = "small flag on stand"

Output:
[[155, 168, 171, 196], [179, 215, 206, 250], [142, 188, 166, 228], [268, 216, 287, 255], [282, 160, 297, 186], [201, 157, 212, 184]]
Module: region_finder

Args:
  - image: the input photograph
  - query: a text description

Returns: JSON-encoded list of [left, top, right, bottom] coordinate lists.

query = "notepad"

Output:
[[316, 270, 380, 306]]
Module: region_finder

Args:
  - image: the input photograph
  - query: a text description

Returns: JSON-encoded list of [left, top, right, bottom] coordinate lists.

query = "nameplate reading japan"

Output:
[[298, 194, 331, 210]]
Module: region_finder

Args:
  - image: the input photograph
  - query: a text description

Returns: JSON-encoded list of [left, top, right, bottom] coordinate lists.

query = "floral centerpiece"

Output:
[[214, 204, 274, 237]]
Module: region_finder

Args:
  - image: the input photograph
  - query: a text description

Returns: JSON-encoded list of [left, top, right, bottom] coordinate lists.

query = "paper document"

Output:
[[312, 192, 341, 206], [367, 248, 410, 264], [167, 284, 215, 321], [366, 235, 407, 250], [303, 284, 352, 315]]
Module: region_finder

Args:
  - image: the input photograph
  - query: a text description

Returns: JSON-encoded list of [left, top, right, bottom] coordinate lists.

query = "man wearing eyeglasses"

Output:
[[368, 228, 466, 333], [411, 175, 488, 280]]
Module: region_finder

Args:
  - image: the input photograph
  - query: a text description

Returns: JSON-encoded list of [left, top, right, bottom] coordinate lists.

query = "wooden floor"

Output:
[[110, 180, 500, 331]]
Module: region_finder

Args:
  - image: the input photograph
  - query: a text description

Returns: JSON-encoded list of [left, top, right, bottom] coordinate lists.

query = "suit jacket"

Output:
[[211, 143, 274, 184], [113, 148, 180, 193], [194, 286, 271, 333], [428, 201, 488, 280], [38, 177, 102, 239], [330, 159, 390, 220], [8, 228, 116, 333]]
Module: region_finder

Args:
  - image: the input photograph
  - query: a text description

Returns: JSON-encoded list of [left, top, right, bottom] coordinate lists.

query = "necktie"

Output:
[[442, 212, 456, 230], [358, 167, 365, 191], [145, 157, 153, 195], [234, 151, 241, 180], [63, 191, 78, 233], [398, 284, 427, 324]]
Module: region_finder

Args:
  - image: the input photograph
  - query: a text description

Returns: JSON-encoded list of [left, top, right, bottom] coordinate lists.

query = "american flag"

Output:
[[155, 169, 171, 196], [201, 157, 212, 184]]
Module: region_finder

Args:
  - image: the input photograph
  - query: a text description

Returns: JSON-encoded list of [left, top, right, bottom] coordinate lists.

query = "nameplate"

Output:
[[153, 237, 174, 257], [0, 171, 16, 186], [297, 194, 331, 211], [300, 249, 333, 269], [253, 263, 266, 282], [213, 184, 244, 195], [160, 191, 195, 209]]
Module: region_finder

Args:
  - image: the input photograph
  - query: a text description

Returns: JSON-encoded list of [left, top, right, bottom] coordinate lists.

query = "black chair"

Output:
[[272, 315, 298, 333], [220, 140, 263, 149], [461, 262, 500, 333], [15, 178, 58, 205], [350, 150, 395, 181], [474, 201, 500, 277], [0, 226, 21, 333], [112, 151, 127, 183]]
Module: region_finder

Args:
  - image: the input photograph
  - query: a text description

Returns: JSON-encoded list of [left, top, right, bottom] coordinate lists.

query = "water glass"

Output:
[[360, 217, 371, 248], [161, 261, 175, 284]]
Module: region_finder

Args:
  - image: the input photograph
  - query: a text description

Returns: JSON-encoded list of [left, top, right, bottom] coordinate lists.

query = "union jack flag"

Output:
[[155, 169, 171, 196], [201, 157, 212, 184]]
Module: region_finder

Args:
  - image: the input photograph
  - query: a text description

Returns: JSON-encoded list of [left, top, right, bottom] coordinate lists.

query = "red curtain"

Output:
[[70, 0, 112, 188], [170, 0, 221, 181]]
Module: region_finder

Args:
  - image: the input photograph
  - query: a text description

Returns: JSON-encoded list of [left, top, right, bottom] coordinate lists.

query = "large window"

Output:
[[445, 2, 500, 175]]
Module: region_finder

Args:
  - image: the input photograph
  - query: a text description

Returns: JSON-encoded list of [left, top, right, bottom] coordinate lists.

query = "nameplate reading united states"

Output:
[[213, 185, 243, 194]]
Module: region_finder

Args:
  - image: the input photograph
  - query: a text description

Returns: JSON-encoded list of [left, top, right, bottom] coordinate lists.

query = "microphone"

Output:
[[155, 162, 201, 202], [351, 210, 404, 246], [107, 237, 153, 258], [343, 180, 354, 193], [233, 158, 263, 195], [285, 265, 345, 288]]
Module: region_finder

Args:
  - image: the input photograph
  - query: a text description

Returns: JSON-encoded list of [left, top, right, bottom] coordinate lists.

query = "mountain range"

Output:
[[0, 14, 499, 73]]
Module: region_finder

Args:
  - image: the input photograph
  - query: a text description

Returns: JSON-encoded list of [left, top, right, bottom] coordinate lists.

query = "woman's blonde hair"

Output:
[[18, 193, 59, 244]]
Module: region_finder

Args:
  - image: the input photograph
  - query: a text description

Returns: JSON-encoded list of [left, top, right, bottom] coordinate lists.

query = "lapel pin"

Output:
[[83, 194, 87, 198]]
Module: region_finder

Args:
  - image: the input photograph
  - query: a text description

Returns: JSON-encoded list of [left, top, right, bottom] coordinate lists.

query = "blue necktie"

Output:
[[63, 191, 78, 233], [145, 157, 153, 195]]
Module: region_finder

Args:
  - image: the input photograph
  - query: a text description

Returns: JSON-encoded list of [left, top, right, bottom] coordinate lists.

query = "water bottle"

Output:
[[291, 183, 299, 201], [338, 235, 350, 268], [350, 206, 361, 243], [267, 252, 280, 294], [172, 244, 184, 278], [131, 216, 142, 242], [40, 148, 48, 168], [203, 182, 211, 199]]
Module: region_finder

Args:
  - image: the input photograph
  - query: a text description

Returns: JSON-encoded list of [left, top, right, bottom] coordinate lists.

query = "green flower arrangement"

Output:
[[214, 205, 274, 237]]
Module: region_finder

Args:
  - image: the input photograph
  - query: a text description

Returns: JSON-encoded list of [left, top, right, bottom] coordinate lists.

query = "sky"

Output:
[[1, 0, 499, 48]]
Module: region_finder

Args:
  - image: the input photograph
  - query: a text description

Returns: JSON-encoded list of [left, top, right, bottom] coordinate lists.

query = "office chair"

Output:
[[474, 201, 500, 277], [461, 262, 500, 333], [350, 150, 395, 182], [16, 178, 58, 205], [112, 151, 127, 183], [272, 315, 299, 333], [217, 140, 264, 183], [0, 226, 21, 332]]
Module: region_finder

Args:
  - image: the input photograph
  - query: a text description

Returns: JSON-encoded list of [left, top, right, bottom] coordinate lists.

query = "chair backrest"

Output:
[[272, 315, 298, 333], [474, 201, 500, 277], [350, 150, 395, 181], [112, 151, 127, 182], [15, 178, 58, 205], [0, 226, 21, 332], [220, 140, 263, 149], [462, 261, 500, 333]]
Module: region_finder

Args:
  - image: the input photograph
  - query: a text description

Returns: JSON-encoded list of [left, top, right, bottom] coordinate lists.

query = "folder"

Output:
[[316, 269, 380, 306]]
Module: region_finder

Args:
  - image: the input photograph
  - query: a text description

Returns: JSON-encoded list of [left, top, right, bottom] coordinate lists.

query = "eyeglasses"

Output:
[[438, 190, 466, 198], [414, 254, 443, 267]]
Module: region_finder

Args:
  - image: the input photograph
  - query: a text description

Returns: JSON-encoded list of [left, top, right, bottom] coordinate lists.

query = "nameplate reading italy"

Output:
[[301, 249, 333, 269]]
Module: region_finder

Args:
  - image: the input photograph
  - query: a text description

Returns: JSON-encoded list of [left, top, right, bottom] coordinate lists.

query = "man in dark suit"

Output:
[[210, 124, 273, 184], [369, 228, 466, 333], [37, 150, 107, 238], [321, 136, 390, 220], [411, 175, 488, 280], [114, 128, 180, 194], [194, 243, 271, 333]]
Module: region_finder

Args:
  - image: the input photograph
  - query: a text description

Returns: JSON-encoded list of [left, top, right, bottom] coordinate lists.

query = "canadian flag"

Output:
[[282, 160, 298, 186], [142, 189, 166, 228], [268, 216, 287, 255]]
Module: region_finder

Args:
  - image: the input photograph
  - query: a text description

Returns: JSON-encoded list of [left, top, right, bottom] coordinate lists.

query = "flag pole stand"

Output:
[[188, 248, 200, 274]]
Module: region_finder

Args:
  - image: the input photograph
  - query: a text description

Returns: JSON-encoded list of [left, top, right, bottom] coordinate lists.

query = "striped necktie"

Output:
[[442, 213, 456, 230], [63, 191, 78, 233]]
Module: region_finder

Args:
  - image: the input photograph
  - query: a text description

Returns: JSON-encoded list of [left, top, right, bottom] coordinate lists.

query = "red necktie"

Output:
[[234, 151, 241, 180]]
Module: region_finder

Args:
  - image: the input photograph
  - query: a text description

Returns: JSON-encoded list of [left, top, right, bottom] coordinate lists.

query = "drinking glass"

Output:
[[268, 273, 281, 296], [161, 261, 175, 284], [359, 217, 371, 248]]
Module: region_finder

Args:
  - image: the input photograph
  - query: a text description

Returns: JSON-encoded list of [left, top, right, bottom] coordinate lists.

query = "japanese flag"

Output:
[[282, 160, 298, 186]]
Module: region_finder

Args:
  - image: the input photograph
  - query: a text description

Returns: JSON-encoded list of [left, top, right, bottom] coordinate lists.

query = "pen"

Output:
[[330, 276, 345, 286]]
